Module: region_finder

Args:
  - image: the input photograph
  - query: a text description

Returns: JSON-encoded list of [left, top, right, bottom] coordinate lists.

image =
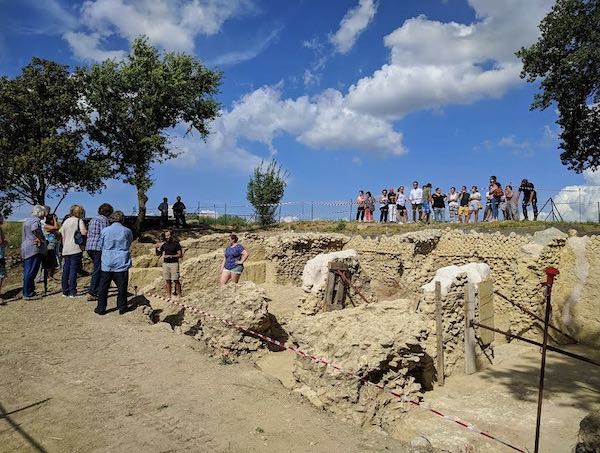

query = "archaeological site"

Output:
[[127, 226, 600, 453]]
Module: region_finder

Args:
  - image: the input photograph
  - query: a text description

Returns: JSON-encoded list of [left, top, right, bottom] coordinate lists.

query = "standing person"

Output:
[[355, 190, 365, 222], [448, 187, 459, 223], [489, 176, 503, 221], [364, 192, 375, 222], [173, 196, 187, 228], [379, 189, 389, 223], [387, 187, 397, 222], [155, 230, 184, 298], [409, 181, 423, 222], [504, 185, 515, 220], [508, 184, 520, 220], [519, 179, 538, 221], [431, 187, 447, 222], [396, 186, 407, 224], [458, 186, 470, 224], [468, 186, 482, 223], [85, 203, 113, 301], [40, 207, 60, 282], [158, 197, 169, 228], [483, 186, 493, 221], [21, 205, 47, 300], [0, 215, 6, 304], [59, 205, 87, 298], [220, 234, 249, 286], [95, 211, 133, 315], [422, 183, 433, 223]]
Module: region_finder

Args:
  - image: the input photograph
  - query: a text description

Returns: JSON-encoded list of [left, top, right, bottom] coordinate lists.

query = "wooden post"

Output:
[[323, 263, 348, 312], [435, 281, 445, 386], [464, 283, 477, 375]]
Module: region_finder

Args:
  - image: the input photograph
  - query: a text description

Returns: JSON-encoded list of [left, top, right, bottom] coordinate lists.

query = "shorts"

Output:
[[162, 262, 180, 281], [458, 206, 469, 216], [422, 201, 431, 214], [412, 203, 422, 211], [226, 264, 244, 275], [469, 200, 481, 211], [396, 205, 406, 213]]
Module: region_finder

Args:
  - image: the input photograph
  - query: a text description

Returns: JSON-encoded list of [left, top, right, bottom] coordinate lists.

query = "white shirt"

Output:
[[60, 217, 85, 256], [409, 188, 423, 204], [396, 193, 407, 207]]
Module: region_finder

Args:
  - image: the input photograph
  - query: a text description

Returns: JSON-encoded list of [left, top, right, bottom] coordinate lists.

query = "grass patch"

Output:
[[189, 215, 249, 230], [2, 221, 22, 247]]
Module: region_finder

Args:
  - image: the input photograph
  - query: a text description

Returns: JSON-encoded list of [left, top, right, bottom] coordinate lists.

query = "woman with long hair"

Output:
[[59, 205, 87, 297]]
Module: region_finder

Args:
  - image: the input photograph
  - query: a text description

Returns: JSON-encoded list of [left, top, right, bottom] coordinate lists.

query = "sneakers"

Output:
[[94, 308, 106, 316]]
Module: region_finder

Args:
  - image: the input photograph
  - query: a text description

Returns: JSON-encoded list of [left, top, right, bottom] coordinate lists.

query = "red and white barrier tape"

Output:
[[143, 292, 527, 453]]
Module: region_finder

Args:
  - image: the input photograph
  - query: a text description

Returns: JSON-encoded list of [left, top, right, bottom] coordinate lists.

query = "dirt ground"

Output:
[[0, 280, 424, 453]]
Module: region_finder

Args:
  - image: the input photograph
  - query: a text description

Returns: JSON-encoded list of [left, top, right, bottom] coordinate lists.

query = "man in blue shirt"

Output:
[[86, 203, 113, 301], [95, 211, 133, 315]]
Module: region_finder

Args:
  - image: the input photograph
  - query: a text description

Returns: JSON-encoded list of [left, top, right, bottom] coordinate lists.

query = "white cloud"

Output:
[[330, 0, 377, 54], [210, 27, 281, 66], [64, 0, 253, 61], [550, 170, 600, 222], [346, 0, 554, 119], [64, 32, 127, 62]]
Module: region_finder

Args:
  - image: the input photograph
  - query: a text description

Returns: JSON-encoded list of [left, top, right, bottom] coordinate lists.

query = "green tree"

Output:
[[517, 0, 600, 173], [0, 58, 106, 214], [79, 36, 221, 234], [247, 160, 287, 225]]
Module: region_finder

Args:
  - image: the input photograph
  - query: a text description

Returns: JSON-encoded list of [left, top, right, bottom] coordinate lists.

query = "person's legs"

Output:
[[383, 208, 388, 223], [174, 280, 182, 297], [114, 271, 129, 313], [412, 205, 417, 222], [389, 205, 396, 222], [522, 201, 529, 220], [23, 255, 41, 297], [491, 198, 499, 220], [220, 269, 232, 286], [67, 253, 81, 296], [96, 271, 111, 313], [61, 254, 72, 295], [88, 250, 102, 297], [532, 199, 538, 220]]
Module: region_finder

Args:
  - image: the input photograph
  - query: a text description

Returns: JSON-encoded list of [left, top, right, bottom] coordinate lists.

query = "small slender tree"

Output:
[[0, 58, 106, 214], [247, 160, 288, 225], [79, 36, 222, 235]]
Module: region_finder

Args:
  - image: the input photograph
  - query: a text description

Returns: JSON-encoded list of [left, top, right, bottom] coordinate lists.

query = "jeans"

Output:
[[23, 254, 43, 298], [433, 207, 445, 222], [412, 203, 423, 222], [379, 207, 389, 223], [491, 198, 500, 219], [62, 253, 82, 296], [356, 207, 365, 221], [160, 213, 168, 228], [87, 250, 102, 296], [97, 270, 129, 313], [522, 200, 538, 220]]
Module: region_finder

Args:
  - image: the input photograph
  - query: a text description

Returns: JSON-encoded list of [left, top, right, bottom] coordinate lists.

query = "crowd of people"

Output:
[[355, 177, 539, 224], [0, 199, 248, 306]]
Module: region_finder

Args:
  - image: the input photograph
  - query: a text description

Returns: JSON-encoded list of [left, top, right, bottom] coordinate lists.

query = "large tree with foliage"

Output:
[[79, 37, 221, 234], [247, 160, 287, 225], [0, 58, 105, 215], [517, 0, 600, 173]]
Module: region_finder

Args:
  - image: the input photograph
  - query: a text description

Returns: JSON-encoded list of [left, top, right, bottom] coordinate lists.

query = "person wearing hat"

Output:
[[95, 211, 133, 315]]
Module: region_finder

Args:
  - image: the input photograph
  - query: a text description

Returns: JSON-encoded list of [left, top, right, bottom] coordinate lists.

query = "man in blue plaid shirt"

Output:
[[86, 203, 113, 301]]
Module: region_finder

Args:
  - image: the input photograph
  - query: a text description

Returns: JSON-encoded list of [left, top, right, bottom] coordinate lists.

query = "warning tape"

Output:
[[143, 292, 527, 453]]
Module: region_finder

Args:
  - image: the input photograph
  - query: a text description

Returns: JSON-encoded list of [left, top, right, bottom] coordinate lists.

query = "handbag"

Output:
[[74, 219, 87, 247]]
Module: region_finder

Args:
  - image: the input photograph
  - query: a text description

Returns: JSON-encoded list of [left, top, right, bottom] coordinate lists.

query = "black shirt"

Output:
[[459, 192, 470, 206], [432, 193, 446, 208], [173, 201, 186, 214], [519, 183, 536, 202], [157, 241, 182, 263]]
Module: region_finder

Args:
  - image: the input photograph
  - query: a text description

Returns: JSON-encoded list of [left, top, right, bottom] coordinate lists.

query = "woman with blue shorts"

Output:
[[220, 234, 249, 286]]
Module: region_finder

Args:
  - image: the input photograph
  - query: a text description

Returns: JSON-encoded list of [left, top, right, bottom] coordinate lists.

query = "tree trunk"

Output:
[[134, 186, 148, 238]]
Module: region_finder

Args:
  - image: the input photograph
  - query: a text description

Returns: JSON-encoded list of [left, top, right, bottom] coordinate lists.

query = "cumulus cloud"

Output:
[[169, 85, 406, 171], [64, 32, 127, 62], [550, 170, 600, 222], [330, 0, 377, 54], [346, 0, 554, 119], [64, 0, 253, 61]]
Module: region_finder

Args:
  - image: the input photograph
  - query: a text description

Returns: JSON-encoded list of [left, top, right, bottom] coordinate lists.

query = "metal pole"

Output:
[[534, 266, 560, 453], [311, 202, 314, 221], [597, 201, 599, 224], [224, 203, 227, 218], [349, 199, 353, 221], [278, 204, 282, 223]]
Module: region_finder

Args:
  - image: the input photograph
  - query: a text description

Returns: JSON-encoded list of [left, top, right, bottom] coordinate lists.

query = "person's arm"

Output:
[[237, 249, 249, 265], [221, 256, 226, 271], [155, 242, 164, 256], [79, 219, 88, 236]]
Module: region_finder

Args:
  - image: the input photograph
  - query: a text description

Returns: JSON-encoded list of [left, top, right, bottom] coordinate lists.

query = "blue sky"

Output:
[[2, 0, 599, 220]]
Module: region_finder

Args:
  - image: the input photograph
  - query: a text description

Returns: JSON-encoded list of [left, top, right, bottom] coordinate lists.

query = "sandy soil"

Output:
[[0, 281, 421, 453]]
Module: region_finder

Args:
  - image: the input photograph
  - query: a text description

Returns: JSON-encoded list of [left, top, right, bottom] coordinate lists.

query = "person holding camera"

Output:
[[155, 230, 183, 298]]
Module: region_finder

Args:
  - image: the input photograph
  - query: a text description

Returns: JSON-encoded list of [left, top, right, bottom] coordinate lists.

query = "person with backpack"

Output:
[[59, 205, 87, 298], [489, 176, 503, 221]]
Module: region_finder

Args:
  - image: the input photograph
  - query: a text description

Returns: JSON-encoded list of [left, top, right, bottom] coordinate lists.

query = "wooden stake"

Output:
[[435, 281, 445, 386], [464, 283, 477, 375]]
